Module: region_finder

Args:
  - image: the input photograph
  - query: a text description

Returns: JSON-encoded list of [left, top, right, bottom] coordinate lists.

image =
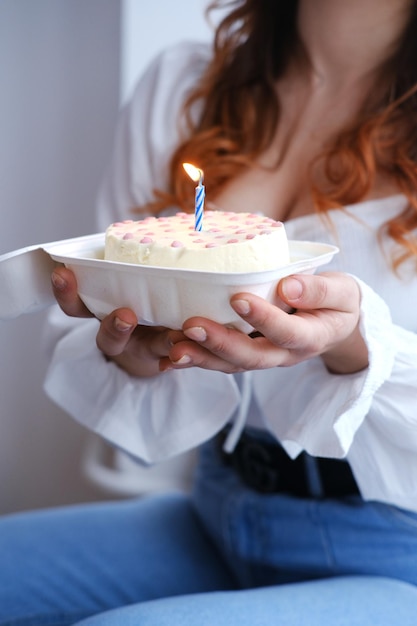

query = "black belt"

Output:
[[218, 429, 360, 498]]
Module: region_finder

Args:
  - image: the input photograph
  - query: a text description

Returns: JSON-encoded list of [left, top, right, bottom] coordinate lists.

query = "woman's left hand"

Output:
[[164, 272, 369, 375]]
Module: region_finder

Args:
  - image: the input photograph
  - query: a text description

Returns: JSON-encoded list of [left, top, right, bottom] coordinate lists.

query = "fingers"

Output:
[[230, 295, 299, 350], [229, 273, 361, 351], [96, 308, 138, 357], [170, 272, 363, 373], [51, 267, 93, 318], [168, 326, 250, 373], [97, 309, 183, 364], [51, 266, 189, 376], [177, 314, 290, 371], [278, 272, 360, 313]]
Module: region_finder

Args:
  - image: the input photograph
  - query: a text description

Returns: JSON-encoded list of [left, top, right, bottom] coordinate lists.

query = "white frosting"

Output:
[[104, 211, 289, 272]]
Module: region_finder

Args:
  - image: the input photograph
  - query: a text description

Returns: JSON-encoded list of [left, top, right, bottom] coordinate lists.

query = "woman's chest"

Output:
[[211, 73, 400, 221], [211, 161, 314, 221]]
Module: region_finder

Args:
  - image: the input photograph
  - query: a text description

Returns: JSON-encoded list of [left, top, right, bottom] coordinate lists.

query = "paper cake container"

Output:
[[1, 233, 338, 333]]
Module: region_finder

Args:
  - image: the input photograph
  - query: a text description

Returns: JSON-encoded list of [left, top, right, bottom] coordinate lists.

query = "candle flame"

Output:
[[183, 162, 204, 184]]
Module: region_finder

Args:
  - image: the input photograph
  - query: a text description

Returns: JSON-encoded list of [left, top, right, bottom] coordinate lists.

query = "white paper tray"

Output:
[[0, 233, 338, 332]]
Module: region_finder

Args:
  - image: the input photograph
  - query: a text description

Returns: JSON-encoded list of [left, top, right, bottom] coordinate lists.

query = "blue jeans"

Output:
[[1, 440, 417, 625]]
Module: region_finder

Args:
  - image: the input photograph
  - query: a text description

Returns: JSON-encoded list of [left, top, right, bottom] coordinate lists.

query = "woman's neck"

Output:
[[297, 0, 412, 89]]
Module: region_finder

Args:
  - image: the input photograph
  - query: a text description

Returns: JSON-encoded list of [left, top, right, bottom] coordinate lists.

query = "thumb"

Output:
[[279, 275, 305, 305], [278, 272, 359, 312]]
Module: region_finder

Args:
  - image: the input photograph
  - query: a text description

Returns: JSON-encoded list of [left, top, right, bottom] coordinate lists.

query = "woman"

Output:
[[1, 0, 417, 624]]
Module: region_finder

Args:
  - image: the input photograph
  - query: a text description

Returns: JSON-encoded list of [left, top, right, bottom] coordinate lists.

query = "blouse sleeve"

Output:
[[43, 306, 240, 464], [253, 277, 417, 511]]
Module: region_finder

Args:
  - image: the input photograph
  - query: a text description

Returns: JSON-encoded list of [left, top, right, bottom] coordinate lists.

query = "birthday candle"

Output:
[[183, 162, 205, 231]]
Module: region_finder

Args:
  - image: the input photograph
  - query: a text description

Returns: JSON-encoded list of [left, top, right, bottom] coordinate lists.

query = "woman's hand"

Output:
[[51, 267, 185, 377], [167, 272, 369, 375]]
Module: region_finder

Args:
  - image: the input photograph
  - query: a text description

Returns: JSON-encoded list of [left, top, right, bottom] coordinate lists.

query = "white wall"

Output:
[[0, 0, 121, 512], [120, 0, 214, 104], [0, 0, 217, 512]]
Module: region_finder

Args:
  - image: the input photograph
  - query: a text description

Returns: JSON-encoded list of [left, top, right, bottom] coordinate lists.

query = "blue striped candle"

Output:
[[183, 163, 205, 231], [194, 176, 205, 231]]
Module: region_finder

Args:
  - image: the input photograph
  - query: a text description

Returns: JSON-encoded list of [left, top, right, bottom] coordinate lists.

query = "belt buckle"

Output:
[[233, 438, 281, 493]]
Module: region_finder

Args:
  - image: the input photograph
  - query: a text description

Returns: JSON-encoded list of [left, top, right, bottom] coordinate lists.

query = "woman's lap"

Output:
[[193, 441, 417, 587], [2, 443, 417, 625], [75, 575, 417, 626], [0, 493, 237, 626]]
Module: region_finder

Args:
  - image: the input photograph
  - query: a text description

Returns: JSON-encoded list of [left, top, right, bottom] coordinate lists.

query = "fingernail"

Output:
[[51, 272, 67, 291], [184, 326, 207, 342], [281, 277, 303, 301], [172, 354, 192, 365], [114, 317, 133, 332], [232, 299, 251, 316]]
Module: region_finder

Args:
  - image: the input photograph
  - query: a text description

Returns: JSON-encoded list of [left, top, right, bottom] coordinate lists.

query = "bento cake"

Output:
[[104, 211, 289, 273]]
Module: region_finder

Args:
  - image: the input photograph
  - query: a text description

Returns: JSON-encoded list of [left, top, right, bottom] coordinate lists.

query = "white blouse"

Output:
[[44, 42, 417, 512]]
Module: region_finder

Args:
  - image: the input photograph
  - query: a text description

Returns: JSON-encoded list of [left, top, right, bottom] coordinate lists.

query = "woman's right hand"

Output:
[[51, 266, 184, 377]]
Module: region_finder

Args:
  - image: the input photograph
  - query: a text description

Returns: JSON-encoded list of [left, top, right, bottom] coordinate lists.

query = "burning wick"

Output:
[[183, 162, 205, 231]]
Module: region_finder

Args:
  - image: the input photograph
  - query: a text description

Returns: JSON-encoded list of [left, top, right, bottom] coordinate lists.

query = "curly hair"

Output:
[[144, 0, 417, 268]]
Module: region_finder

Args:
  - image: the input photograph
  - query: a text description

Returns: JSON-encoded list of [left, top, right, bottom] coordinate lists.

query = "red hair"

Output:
[[143, 0, 417, 268]]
